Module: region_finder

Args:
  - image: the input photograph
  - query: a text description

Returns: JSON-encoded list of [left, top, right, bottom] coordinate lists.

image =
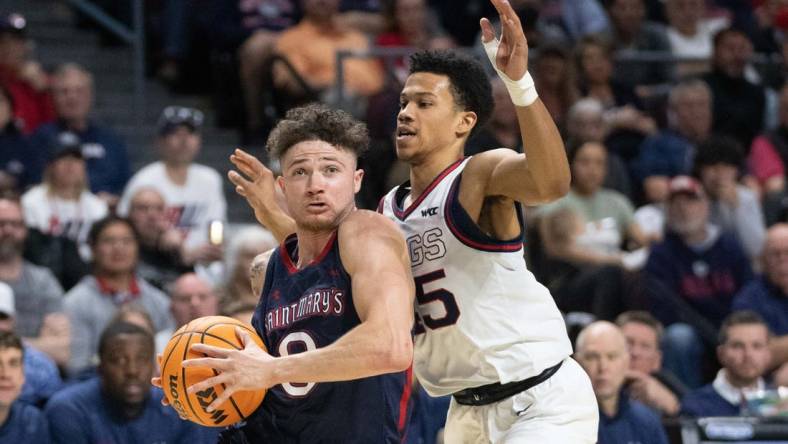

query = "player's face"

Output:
[[93, 222, 139, 276], [396, 72, 475, 163], [278, 141, 362, 232], [100, 333, 153, 407], [718, 324, 771, 386], [620, 322, 661, 374], [0, 346, 24, 409], [577, 333, 629, 401]]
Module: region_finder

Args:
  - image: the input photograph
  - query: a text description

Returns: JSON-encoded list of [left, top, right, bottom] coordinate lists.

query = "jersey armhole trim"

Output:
[[443, 173, 525, 252]]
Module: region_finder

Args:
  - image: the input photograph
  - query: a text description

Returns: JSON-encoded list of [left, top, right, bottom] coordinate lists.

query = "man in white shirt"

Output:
[[118, 107, 224, 266]]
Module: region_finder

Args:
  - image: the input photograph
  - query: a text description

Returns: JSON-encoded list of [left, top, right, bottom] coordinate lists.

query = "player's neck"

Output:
[[407, 148, 464, 201], [294, 229, 335, 269]]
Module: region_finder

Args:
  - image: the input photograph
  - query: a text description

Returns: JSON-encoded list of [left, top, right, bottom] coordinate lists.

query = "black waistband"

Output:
[[452, 360, 564, 406]]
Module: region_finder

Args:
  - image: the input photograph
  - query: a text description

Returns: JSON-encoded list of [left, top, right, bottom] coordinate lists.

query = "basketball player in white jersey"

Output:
[[228, 0, 597, 441]]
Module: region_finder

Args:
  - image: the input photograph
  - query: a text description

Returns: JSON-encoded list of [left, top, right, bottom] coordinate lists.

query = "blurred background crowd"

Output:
[[0, 0, 787, 443]]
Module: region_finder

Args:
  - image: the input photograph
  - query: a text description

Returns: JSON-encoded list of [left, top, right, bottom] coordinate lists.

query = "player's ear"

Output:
[[456, 111, 477, 138], [276, 175, 286, 193], [353, 169, 364, 194]]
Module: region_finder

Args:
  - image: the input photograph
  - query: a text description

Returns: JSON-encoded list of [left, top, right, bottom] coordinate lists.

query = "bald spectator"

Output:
[[575, 321, 669, 444], [127, 188, 193, 291], [154, 273, 218, 355], [273, 0, 384, 105], [681, 311, 773, 417], [616, 311, 686, 416], [29, 64, 130, 204], [218, 226, 277, 309], [733, 224, 788, 386], [0, 198, 69, 366]]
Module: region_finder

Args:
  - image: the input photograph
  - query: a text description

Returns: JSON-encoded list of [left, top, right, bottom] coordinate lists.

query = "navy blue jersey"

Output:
[[247, 232, 412, 443]]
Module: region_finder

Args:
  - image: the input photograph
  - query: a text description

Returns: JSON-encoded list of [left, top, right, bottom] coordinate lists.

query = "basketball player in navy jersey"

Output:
[[228, 0, 598, 441], [161, 104, 415, 443]]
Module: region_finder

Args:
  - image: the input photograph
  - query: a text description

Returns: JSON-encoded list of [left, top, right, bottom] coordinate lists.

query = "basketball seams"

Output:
[[179, 333, 203, 422], [201, 325, 255, 421]]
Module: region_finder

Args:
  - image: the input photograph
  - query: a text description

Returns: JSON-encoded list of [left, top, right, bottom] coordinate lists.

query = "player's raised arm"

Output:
[[469, 0, 570, 205], [228, 148, 296, 242]]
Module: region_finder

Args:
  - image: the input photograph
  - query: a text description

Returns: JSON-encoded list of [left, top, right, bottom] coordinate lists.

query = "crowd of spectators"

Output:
[[0, 0, 787, 442]]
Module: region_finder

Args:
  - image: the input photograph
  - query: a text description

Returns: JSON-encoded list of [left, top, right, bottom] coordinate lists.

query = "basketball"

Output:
[[160, 316, 267, 427]]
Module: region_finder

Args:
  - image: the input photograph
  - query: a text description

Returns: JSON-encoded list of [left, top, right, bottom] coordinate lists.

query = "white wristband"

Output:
[[482, 37, 539, 107]]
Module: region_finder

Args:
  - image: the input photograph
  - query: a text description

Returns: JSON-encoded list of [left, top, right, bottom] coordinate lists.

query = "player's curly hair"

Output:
[[266, 103, 369, 160], [409, 50, 493, 137]]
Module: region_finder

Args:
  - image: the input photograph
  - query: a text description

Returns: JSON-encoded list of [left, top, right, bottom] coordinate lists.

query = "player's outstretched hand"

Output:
[[480, 0, 528, 81], [228, 148, 279, 224], [182, 327, 275, 413]]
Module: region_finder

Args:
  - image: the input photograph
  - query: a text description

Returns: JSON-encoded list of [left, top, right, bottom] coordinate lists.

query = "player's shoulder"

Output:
[[339, 210, 403, 246], [463, 148, 520, 178]]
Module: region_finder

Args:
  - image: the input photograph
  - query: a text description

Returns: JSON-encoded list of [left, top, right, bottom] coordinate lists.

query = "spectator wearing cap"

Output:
[[0, 198, 69, 367], [681, 311, 773, 417], [645, 175, 753, 389], [64, 216, 173, 377], [733, 223, 788, 386], [28, 63, 131, 205], [0, 282, 62, 407], [118, 106, 225, 269], [0, 13, 54, 134], [0, 330, 49, 443], [20, 132, 108, 266], [0, 83, 38, 196], [695, 135, 766, 259]]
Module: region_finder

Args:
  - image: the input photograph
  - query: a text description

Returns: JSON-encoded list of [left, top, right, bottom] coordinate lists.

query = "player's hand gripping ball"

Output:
[[160, 316, 266, 427]]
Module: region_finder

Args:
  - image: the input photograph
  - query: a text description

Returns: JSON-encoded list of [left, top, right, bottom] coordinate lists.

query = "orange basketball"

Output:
[[160, 315, 267, 427]]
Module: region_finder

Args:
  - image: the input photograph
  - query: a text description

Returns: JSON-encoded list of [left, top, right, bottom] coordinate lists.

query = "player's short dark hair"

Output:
[[98, 321, 154, 358], [0, 331, 23, 356], [615, 311, 664, 343], [409, 50, 493, 137], [694, 135, 744, 170], [266, 103, 369, 161], [718, 311, 770, 345]]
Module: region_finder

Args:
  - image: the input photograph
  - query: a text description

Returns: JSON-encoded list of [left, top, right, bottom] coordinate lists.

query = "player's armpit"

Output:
[[249, 248, 275, 297]]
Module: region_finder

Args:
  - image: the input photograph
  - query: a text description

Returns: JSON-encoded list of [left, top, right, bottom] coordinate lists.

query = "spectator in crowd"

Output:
[[537, 0, 611, 43], [0, 84, 38, 195], [29, 64, 131, 205], [424, 0, 497, 46], [45, 321, 216, 443], [217, 226, 276, 309], [154, 273, 218, 355], [645, 175, 753, 388], [733, 223, 788, 386], [21, 135, 109, 267], [465, 78, 521, 155], [632, 79, 713, 236], [575, 321, 669, 444], [602, 0, 673, 90], [681, 311, 772, 417], [111, 303, 155, 335], [531, 44, 580, 128], [694, 136, 766, 259], [564, 98, 634, 197], [703, 28, 766, 148], [0, 282, 61, 408], [616, 310, 686, 416], [0, 331, 49, 443], [210, 0, 299, 135], [745, 0, 787, 55], [118, 106, 225, 266], [0, 198, 69, 367], [64, 216, 173, 377], [127, 187, 193, 291], [272, 0, 384, 106], [538, 141, 650, 320], [749, 81, 788, 224], [664, 0, 729, 72], [0, 13, 54, 134]]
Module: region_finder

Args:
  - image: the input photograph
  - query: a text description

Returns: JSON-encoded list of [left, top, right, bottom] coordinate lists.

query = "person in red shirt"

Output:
[[0, 13, 54, 134]]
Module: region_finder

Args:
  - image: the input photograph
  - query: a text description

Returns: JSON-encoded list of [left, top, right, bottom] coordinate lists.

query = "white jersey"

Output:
[[380, 158, 572, 397]]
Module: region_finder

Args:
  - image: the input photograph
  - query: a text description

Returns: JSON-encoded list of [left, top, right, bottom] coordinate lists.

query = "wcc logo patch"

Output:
[[421, 207, 438, 217]]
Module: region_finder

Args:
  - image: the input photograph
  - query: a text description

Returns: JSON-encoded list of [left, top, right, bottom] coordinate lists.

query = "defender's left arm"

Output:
[[473, 0, 570, 205]]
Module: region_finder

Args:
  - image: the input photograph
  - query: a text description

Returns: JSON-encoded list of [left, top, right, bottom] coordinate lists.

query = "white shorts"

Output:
[[443, 357, 598, 443]]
